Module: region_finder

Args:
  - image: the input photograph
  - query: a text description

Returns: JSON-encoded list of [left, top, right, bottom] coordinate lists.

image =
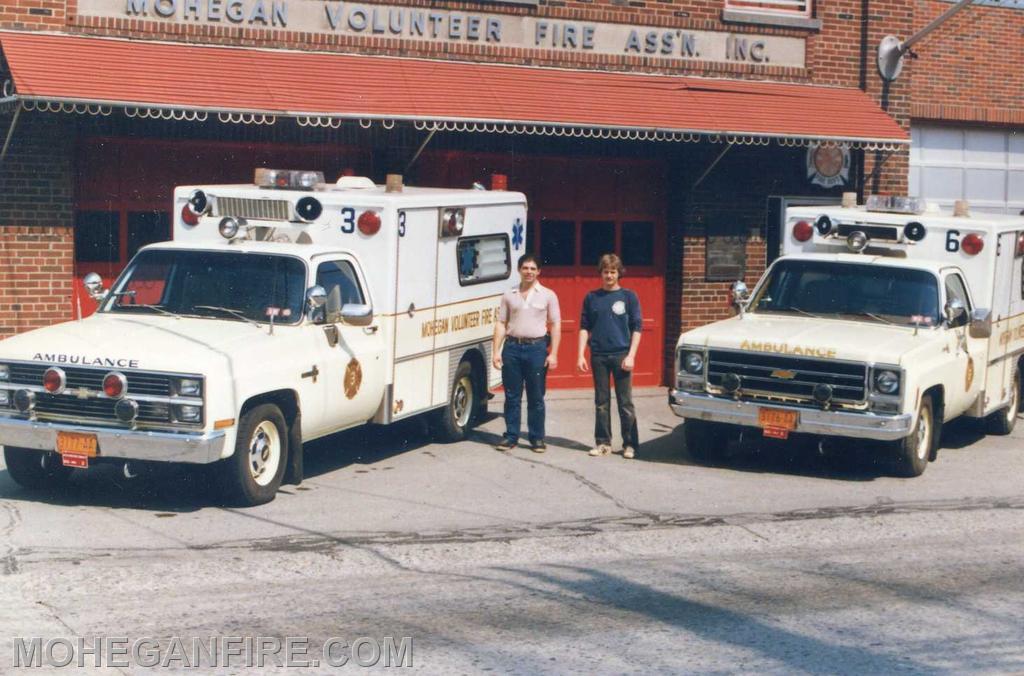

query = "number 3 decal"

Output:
[[946, 229, 960, 253], [341, 207, 355, 234], [398, 211, 406, 238]]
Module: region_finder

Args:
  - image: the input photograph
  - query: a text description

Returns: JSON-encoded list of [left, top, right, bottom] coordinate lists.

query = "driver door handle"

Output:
[[364, 325, 379, 334]]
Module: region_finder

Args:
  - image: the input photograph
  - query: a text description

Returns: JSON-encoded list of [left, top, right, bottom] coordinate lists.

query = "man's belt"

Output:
[[506, 336, 547, 344]]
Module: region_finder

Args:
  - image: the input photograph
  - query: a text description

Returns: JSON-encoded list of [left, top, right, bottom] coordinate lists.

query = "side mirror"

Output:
[[969, 307, 992, 339], [731, 280, 750, 316], [944, 298, 967, 327], [83, 272, 107, 301], [305, 285, 327, 323], [340, 303, 373, 326]]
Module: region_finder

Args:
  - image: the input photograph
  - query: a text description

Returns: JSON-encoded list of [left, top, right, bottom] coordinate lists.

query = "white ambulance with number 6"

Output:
[[0, 170, 525, 504], [670, 196, 1024, 476]]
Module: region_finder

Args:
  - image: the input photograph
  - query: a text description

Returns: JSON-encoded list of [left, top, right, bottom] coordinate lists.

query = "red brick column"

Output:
[[0, 226, 74, 339]]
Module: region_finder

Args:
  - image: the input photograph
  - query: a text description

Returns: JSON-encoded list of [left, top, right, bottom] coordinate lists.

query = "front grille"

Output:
[[8, 363, 171, 396], [707, 350, 867, 403], [215, 196, 291, 221], [836, 224, 900, 241], [2, 362, 200, 427], [33, 395, 172, 426]]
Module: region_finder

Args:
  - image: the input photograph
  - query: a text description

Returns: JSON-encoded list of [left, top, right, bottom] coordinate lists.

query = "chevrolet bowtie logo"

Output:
[[770, 369, 797, 380]]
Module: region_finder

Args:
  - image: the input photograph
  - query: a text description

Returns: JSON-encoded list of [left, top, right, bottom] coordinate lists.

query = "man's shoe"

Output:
[[494, 438, 517, 452], [623, 446, 636, 459], [588, 444, 612, 457], [530, 440, 547, 453]]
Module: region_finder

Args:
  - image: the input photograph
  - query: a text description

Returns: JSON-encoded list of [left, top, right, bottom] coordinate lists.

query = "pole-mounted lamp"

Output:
[[878, 0, 979, 81]]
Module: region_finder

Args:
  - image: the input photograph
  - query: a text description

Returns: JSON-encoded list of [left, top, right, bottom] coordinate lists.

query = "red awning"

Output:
[[0, 31, 907, 147]]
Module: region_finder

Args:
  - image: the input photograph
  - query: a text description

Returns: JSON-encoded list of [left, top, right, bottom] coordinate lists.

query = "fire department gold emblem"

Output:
[[965, 356, 975, 391], [344, 359, 362, 399]]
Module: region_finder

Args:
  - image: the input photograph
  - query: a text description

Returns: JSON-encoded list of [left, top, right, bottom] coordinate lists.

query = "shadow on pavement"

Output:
[[936, 417, 987, 450], [467, 426, 592, 453], [638, 421, 891, 482], [0, 415, 442, 511], [482, 564, 1008, 674]]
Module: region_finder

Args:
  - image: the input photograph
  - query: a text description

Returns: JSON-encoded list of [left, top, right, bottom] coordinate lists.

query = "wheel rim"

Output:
[[247, 420, 281, 487], [915, 406, 932, 461], [452, 375, 474, 428]]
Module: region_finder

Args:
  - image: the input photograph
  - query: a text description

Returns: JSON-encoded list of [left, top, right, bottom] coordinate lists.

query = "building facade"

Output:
[[3, 0, 1003, 387]]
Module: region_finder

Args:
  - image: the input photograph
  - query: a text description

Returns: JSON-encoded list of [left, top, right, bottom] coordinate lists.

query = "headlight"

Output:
[[874, 370, 900, 395], [0, 390, 9, 407], [175, 405, 202, 423], [0, 365, 8, 381], [683, 352, 705, 375], [175, 378, 202, 397]]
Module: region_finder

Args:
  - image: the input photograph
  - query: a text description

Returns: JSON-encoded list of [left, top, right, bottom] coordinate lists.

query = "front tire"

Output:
[[220, 404, 288, 506], [985, 366, 1020, 436], [431, 361, 481, 442], [3, 447, 72, 490], [892, 395, 934, 477]]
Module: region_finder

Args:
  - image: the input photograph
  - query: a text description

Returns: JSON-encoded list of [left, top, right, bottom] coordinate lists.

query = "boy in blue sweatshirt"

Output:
[[576, 253, 642, 458]]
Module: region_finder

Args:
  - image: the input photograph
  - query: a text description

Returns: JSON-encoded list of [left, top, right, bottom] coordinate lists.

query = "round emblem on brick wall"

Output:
[[807, 144, 850, 188]]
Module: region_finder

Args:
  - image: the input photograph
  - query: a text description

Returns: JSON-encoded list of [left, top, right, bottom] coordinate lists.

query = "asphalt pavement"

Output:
[[1, 388, 1022, 674]]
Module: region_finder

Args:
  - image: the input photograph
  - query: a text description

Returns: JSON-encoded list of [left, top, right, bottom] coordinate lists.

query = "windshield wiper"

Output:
[[193, 305, 262, 329], [844, 311, 896, 326], [764, 305, 823, 320], [113, 302, 180, 319]]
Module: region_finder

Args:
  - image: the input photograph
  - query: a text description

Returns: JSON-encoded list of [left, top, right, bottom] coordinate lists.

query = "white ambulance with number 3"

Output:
[[671, 195, 1024, 476], [0, 169, 525, 504]]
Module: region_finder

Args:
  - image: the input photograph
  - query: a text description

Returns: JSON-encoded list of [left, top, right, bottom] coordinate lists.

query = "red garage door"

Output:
[[73, 138, 373, 315], [421, 151, 666, 388]]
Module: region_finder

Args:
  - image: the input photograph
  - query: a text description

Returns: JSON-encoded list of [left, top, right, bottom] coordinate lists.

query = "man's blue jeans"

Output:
[[501, 340, 547, 443]]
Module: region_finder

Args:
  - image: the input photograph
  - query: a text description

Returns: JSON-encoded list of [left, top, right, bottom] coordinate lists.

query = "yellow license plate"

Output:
[[758, 408, 798, 431], [57, 431, 98, 457]]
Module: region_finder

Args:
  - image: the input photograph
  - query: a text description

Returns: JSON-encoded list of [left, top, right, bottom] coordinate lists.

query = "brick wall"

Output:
[[0, 226, 74, 336], [0, 110, 76, 339], [0, 0, 65, 30], [909, 0, 1024, 125], [0, 112, 74, 228]]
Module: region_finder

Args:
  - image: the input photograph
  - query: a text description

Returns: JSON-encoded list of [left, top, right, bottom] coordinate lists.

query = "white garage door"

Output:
[[909, 124, 1024, 215]]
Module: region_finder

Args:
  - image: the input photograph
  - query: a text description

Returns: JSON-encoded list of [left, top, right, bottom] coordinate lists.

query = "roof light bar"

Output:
[[865, 195, 925, 215], [255, 169, 325, 190]]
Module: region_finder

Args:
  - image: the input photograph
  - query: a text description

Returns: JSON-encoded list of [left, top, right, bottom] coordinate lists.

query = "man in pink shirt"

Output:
[[492, 254, 562, 452]]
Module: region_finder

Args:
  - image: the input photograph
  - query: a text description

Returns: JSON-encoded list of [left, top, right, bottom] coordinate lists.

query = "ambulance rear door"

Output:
[[391, 207, 439, 419], [984, 230, 1024, 413]]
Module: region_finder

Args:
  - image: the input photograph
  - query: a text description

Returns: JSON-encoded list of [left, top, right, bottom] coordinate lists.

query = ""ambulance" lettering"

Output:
[[739, 340, 837, 359], [33, 353, 140, 368]]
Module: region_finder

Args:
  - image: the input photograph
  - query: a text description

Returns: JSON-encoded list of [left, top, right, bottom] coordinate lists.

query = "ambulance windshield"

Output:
[[100, 249, 307, 325], [753, 260, 941, 327]]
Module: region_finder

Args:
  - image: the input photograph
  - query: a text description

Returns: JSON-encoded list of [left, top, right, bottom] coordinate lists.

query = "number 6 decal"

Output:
[[946, 229, 960, 253]]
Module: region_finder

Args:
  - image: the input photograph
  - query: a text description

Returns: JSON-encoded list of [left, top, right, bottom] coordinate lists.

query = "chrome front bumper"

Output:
[[669, 390, 913, 441], [0, 416, 226, 464]]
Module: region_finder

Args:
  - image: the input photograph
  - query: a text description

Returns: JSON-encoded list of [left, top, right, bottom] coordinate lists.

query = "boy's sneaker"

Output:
[[588, 444, 612, 457], [494, 438, 517, 452], [530, 440, 547, 453], [622, 446, 636, 459]]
